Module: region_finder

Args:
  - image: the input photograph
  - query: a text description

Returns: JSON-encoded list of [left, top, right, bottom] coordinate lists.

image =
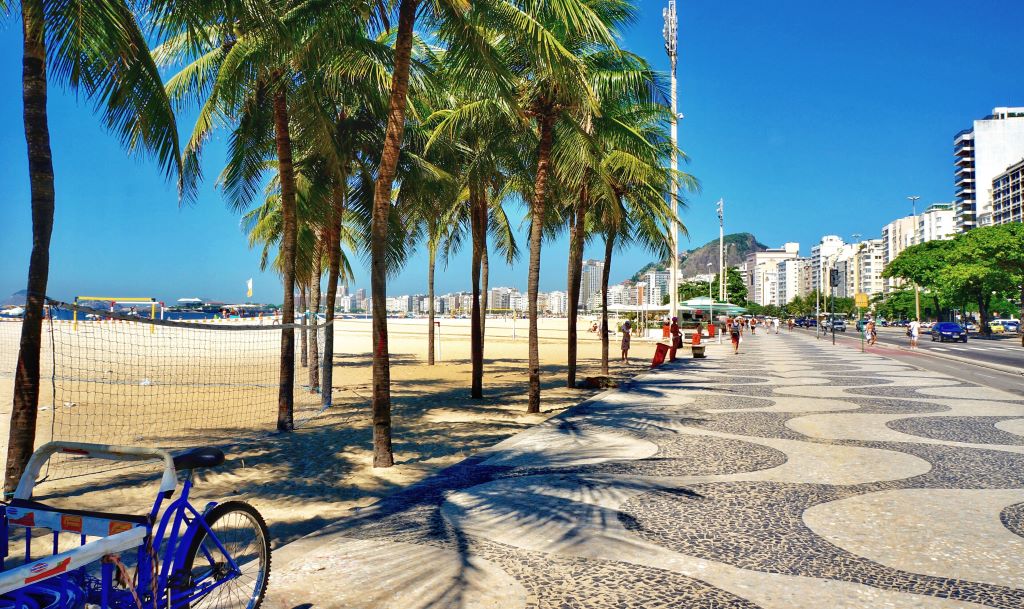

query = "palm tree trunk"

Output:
[[565, 189, 587, 387], [601, 232, 614, 375], [299, 285, 308, 368], [5, 3, 54, 492], [527, 113, 555, 414], [427, 242, 436, 365], [470, 187, 485, 399], [273, 88, 298, 431], [369, 0, 417, 467], [309, 242, 322, 393], [321, 182, 344, 407], [481, 246, 489, 346]]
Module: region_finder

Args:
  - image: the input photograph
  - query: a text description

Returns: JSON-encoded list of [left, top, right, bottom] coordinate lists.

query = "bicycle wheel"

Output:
[[182, 501, 270, 609]]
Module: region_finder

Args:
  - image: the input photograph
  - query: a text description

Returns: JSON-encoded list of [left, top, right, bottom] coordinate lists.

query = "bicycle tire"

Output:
[[182, 501, 271, 609]]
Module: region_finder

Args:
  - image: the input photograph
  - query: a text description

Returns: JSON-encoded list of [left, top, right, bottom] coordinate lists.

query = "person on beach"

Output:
[[620, 320, 632, 362], [729, 317, 742, 354], [669, 316, 682, 361], [908, 318, 921, 348]]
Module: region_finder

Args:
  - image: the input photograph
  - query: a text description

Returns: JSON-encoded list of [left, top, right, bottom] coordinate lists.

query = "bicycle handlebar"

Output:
[[13, 442, 177, 500]]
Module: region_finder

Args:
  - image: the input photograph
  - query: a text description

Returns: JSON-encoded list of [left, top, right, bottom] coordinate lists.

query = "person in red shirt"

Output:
[[669, 317, 682, 361]]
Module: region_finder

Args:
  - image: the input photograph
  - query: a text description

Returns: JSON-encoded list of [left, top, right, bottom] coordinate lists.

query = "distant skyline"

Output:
[[2, 1, 1023, 303]]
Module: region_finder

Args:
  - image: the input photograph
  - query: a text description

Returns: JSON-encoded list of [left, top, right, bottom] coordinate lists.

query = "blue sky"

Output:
[[2, 1, 1023, 304]]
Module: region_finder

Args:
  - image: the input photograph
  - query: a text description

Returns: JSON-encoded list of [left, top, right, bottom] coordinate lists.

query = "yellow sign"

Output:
[[855, 293, 869, 308]]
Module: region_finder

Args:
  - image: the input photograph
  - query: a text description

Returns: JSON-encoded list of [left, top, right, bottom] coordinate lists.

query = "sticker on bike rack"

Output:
[[6, 507, 141, 538]]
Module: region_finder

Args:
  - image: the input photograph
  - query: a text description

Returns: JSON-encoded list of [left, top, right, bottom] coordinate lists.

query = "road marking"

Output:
[[931, 347, 948, 352]]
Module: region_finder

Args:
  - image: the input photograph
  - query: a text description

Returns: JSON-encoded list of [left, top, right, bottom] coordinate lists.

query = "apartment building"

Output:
[[580, 259, 605, 311], [953, 107, 1024, 231], [917, 203, 956, 243], [741, 243, 800, 306], [855, 239, 885, 296], [881, 217, 917, 293], [992, 158, 1024, 225], [777, 257, 810, 305], [810, 236, 845, 296]]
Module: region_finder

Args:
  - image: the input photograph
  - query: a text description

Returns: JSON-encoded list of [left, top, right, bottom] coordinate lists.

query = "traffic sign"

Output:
[[855, 293, 868, 308]]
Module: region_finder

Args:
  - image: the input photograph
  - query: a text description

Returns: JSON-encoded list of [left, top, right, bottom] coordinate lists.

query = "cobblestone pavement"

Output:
[[266, 332, 1024, 609]]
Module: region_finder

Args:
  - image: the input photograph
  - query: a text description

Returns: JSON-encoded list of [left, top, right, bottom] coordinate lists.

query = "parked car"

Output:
[[1004, 320, 1021, 333], [823, 318, 847, 332], [931, 322, 968, 342], [989, 320, 1019, 334], [989, 320, 1007, 333], [855, 319, 870, 332]]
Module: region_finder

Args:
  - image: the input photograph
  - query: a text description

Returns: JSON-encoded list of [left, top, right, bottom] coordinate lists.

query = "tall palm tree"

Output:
[[155, 0, 331, 431], [563, 49, 674, 385], [505, 0, 632, 413], [5, 0, 182, 491]]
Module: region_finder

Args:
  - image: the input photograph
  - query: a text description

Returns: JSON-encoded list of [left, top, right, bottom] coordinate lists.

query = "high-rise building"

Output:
[[742, 243, 800, 306], [953, 107, 1024, 231], [810, 236, 844, 297], [992, 158, 1024, 225], [580, 259, 605, 311], [777, 258, 810, 306], [881, 217, 917, 293], [641, 270, 669, 306], [854, 239, 885, 296], [545, 291, 568, 315], [917, 203, 956, 243]]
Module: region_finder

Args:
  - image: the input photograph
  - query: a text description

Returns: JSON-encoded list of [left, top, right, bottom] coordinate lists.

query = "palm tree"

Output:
[[6, 0, 182, 491], [156, 1, 326, 431], [503, 0, 633, 413]]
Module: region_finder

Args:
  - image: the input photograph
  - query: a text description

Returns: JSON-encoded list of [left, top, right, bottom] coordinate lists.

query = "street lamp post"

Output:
[[908, 195, 922, 321], [717, 198, 725, 302], [663, 1, 680, 323], [706, 261, 714, 341]]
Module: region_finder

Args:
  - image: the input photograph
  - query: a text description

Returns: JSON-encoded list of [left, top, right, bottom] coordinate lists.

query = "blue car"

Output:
[[931, 322, 968, 343]]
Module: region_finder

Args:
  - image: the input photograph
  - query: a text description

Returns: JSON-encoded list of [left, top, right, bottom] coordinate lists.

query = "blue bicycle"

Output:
[[0, 442, 270, 609]]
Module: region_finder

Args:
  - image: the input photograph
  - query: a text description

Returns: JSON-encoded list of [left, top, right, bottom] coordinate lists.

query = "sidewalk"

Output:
[[266, 332, 1024, 609]]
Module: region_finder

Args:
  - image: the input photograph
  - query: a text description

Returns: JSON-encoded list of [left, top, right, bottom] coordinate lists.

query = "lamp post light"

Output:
[[907, 195, 922, 322], [716, 198, 725, 302], [663, 0, 680, 323], [706, 261, 714, 341]]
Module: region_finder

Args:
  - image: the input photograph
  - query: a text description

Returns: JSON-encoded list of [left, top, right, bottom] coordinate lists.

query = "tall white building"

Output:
[[777, 258, 810, 306], [644, 270, 670, 306], [917, 203, 956, 243], [855, 239, 886, 296], [810, 236, 845, 296], [742, 243, 800, 306], [580, 259, 604, 311], [992, 158, 1024, 225], [545, 291, 568, 315], [954, 107, 1024, 231], [881, 217, 917, 293]]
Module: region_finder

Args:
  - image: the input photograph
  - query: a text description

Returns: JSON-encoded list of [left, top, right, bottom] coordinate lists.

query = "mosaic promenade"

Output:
[[268, 332, 1024, 609]]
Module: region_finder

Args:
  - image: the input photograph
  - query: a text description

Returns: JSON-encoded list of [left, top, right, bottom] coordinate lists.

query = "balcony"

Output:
[[954, 175, 975, 188], [955, 155, 974, 167]]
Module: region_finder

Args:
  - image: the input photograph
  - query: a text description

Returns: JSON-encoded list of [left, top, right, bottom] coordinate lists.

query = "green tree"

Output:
[[883, 240, 953, 319], [955, 223, 1024, 345], [713, 267, 747, 305], [6, 0, 182, 491], [677, 281, 711, 302]]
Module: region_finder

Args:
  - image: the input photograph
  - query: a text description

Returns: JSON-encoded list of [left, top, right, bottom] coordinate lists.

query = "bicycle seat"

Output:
[[173, 447, 225, 471]]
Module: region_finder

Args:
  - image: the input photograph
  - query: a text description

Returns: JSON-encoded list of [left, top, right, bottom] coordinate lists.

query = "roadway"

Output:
[[791, 326, 1024, 396]]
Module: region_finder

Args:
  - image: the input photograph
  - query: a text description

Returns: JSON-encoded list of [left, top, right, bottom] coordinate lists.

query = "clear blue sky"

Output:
[[2, 1, 1022, 304]]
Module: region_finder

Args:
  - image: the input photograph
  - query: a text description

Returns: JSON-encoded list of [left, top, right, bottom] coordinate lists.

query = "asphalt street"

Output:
[[793, 326, 1024, 396]]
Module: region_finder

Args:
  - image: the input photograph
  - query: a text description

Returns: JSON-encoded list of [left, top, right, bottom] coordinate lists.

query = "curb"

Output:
[[894, 345, 1023, 377]]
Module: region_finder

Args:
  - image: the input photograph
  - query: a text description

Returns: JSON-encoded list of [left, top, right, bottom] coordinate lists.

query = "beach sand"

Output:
[[0, 315, 651, 545]]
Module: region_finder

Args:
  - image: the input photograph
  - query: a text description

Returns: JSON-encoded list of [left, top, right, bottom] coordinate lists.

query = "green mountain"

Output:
[[630, 233, 768, 281]]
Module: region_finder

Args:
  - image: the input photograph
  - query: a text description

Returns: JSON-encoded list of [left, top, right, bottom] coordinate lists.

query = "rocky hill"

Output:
[[631, 233, 768, 281]]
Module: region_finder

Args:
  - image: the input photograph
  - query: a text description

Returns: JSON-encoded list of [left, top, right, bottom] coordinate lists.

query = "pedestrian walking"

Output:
[[772, 318, 780, 334], [866, 319, 877, 346], [620, 320, 632, 363], [908, 318, 921, 349], [729, 317, 742, 354], [750, 318, 757, 335], [669, 316, 682, 361]]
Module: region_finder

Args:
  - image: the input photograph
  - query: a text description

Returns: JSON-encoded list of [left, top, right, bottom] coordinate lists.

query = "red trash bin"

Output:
[[651, 343, 669, 368], [708, 323, 716, 338]]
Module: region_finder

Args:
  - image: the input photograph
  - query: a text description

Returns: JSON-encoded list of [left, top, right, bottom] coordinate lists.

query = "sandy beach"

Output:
[[0, 315, 651, 544]]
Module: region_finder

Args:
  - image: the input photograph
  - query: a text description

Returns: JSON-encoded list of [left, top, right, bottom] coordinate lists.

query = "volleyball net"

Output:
[[0, 300, 331, 485]]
